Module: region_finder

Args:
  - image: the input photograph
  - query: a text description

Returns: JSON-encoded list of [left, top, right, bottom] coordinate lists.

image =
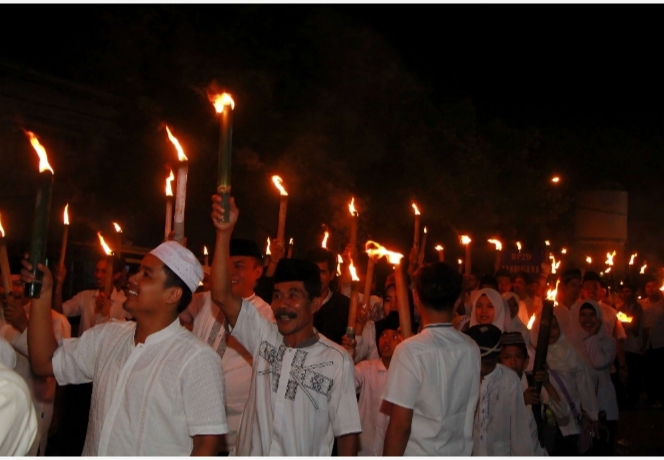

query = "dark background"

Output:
[[1, 5, 663, 277]]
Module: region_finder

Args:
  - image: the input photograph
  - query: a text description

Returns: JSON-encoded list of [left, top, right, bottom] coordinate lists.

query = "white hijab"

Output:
[[469, 288, 510, 332], [566, 299, 607, 368], [529, 313, 584, 373]]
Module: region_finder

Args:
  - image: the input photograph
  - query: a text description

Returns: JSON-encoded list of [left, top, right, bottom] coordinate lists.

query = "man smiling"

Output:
[[209, 195, 361, 456], [22, 241, 227, 456]]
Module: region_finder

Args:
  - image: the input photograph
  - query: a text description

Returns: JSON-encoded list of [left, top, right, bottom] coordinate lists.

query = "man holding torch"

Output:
[[21, 241, 228, 456], [209, 195, 360, 456]]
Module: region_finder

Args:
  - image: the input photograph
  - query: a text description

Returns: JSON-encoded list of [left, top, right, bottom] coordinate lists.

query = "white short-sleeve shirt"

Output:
[[355, 358, 389, 456], [231, 299, 361, 456], [61, 287, 129, 335], [382, 324, 481, 456], [52, 319, 227, 456]]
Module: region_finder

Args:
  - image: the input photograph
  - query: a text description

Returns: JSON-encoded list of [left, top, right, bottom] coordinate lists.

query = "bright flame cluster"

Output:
[[605, 251, 616, 266], [629, 253, 637, 265], [461, 235, 471, 245], [348, 259, 360, 282], [488, 239, 502, 251], [25, 130, 54, 174], [272, 175, 288, 196], [321, 231, 329, 249], [516, 241, 522, 251], [97, 232, 113, 256], [549, 254, 561, 274], [412, 203, 420, 215], [640, 263, 647, 274], [435, 245, 444, 251], [165, 126, 188, 162], [616, 312, 633, 323], [113, 222, 122, 233], [348, 197, 358, 216], [527, 314, 536, 330], [63, 204, 70, 225], [266, 237, 271, 255], [365, 240, 403, 265], [209, 92, 235, 113], [204, 246, 208, 256], [165, 170, 175, 196]]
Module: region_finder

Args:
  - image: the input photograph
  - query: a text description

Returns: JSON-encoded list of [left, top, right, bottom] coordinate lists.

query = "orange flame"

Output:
[[423, 226, 428, 234], [617, 312, 633, 323], [97, 232, 113, 256], [586, 256, 592, 264], [209, 92, 235, 113], [412, 203, 420, 215], [204, 246, 208, 256], [551, 176, 560, 183], [337, 254, 343, 276], [461, 235, 471, 245], [561, 248, 567, 254], [113, 222, 122, 233], [321, 231, 329, 249], [527, 314, 536, 330], [640, 263, 647, 274], [458, 258, 463, 265], [549, 254, 561, 274], [271, 175, 288, 196], [488, 239, 502, 251], [348, 197, 358, 216], [629, 253, 637, 265], [605, 267, 611, 274], [25, 131, 54, 174], [516, 241, 522, 251], [349, 258, 360, 282], [0, 213, 5, 237], [365, 240, 404, 265], [165, 169, 175, 196], [63, 204, 70, 225], [605, 250, 616, 266], [435, 245, 444, 251], [546, 280, 560, 304], [165, 125, 188, 162], [289, 238, 294, 245], [545, 240, 551, 246], [266, 237, 271, 255]]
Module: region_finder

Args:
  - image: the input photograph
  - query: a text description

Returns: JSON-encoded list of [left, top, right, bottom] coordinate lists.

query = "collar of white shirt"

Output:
[[138, 318, 182, 347]]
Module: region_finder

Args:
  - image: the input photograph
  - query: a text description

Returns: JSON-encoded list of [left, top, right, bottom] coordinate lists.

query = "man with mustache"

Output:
[[209, 195, 361, 456]]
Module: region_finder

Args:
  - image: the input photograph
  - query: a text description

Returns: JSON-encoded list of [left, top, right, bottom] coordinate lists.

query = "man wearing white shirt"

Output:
[[1, 274, 71, 455], [382, 262, 481, 456], [0, 361, 38, 456], [209, 196, 361, 456], [23, 241, 227, 456], [54, 257, 129, 336], [180, 238, 274, 452]]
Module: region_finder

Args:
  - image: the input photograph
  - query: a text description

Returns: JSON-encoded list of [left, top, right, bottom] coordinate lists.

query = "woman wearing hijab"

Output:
[[568, 300, 618, 455], [530, 315, 599, 455], [465, 288, 512, 332], [502, 292, 535, 371]]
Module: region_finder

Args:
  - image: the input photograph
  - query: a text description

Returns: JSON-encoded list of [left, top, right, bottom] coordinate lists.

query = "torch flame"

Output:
[[97, 232, 113, 256], [461, 235, 471, 245], [337, 254, 343, 277], [0, 213, 5, 237], [165, 125, 188, 162], [348, 197, 358, 216], [412, 203, 420, 215], [25, 131, 54, 174], [424, 226, 427, 234], [165, 169, 175, 196], [561, 248, 567, 254], [266, 237, 271, 255], [605, 267, 611, 274], [546, 280, 560, 303], [616, 312, 633, 323], [458, 259, 463, 265], [204, 246, 208, 256], [516, 241, 522, 251], [545, 240, 551, 246], [629, 253, 637, 265], [289, 238, 294, 245], [348, 259, 360, 282], [63, 204, 70, 225], [640, 263, 647, 274], [488, 239, 502, 251], [321, 231, 329, 249], [113, 222, 122, 233], [435, 245, 444, 251], [605, 251, 616, 266], [527, 314, 536, 330], [586, 256, 592, 264], [549, 254, 561, 274], [271, 175, 288, 196], [365, 240, 404, 265], [551, 176, 560, 183], [209, 92, 235, 113]]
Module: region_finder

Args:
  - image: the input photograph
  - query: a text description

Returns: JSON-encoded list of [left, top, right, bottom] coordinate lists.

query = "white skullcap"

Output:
[[150, 241, 203, 294]]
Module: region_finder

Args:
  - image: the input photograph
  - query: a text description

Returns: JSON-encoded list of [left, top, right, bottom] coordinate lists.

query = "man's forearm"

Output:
[[210, 231, 241, 326], [28, 290, 57, 376], [383, 421, 410, 456], [336, 433, 358, 456], [190, 434, 220, 456]]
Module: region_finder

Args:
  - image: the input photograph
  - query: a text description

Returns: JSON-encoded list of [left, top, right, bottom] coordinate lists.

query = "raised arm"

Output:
[[209, 195, 243, 328], [21, 257, 57, 376]]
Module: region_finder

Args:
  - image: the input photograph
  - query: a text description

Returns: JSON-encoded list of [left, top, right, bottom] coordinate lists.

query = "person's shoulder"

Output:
[[317, 334, 353, 361], [172, 326, 223, 362]]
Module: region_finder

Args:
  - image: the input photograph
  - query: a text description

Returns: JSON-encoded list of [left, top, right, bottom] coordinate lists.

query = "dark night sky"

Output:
[[2, 5, 664, 274]]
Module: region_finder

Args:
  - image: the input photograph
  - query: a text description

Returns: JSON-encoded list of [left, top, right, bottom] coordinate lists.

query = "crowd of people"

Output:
[[1, 194, 663, 456]]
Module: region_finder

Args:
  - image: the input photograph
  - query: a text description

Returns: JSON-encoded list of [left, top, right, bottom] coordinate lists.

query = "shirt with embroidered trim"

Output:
[[230, 299, 361, 456], [52, 318, 227, 456]]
